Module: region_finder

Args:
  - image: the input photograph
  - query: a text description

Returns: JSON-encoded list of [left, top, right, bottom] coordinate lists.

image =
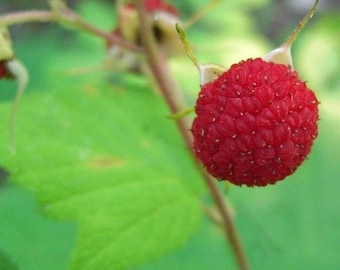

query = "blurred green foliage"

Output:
[[0, 249, 18, 270], [0, 0, 339, 270]]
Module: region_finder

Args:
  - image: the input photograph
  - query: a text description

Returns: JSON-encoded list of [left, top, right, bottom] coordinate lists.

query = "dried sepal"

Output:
[[0, 26, 14, 61], [153, 11, 183, 57], [116, 1, 141, 43], [106, 0, 182, 72]]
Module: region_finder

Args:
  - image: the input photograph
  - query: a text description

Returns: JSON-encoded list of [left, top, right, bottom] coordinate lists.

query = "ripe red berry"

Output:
[[106, 0, 181, 72], [192, 58, 319, 186], [125, 0, 179, 16], [0, 60, 12, 79], [0, 61, 6, 78]]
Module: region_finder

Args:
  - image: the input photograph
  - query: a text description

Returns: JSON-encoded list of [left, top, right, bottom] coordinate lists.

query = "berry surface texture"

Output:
[[192, 58, 319, 187]]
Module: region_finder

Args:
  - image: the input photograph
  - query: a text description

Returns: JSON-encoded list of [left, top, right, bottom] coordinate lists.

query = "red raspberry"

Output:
[[192, 58, 319, 187], [125, 0, 179, 16], [0, 62, 6, 78], [0, 60, 12, 79], [106, 0, 181, 72]]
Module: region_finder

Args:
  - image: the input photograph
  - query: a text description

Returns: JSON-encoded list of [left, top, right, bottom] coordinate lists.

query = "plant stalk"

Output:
[[133, 1, 249, 270]]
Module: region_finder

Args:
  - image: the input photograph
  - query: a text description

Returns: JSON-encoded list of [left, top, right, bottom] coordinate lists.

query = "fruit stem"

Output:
[[282, 0, 319, 48], [175, 24, 200, 68], [132, 1, 190, 145], [134, 1, 249, 270], [0, 9, 141, 53], [168, 106, 195, 120]]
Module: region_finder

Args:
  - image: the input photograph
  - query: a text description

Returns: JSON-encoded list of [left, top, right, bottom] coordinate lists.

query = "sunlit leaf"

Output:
[[0, 82, 203, 270]]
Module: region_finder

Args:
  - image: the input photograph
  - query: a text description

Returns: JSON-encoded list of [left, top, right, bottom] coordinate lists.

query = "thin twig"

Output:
[[133, 1, 249, 270], [0, 10, 57, 25], [0, 10, 141, 52], [182, 0, 221, 29]]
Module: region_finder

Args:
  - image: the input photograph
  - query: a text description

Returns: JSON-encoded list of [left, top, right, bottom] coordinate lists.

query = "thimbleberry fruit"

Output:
[[192, 58, 319, 186], [0, 60, 12, 79], [124, 0, 179, 15], [107, 0, 181, 72]]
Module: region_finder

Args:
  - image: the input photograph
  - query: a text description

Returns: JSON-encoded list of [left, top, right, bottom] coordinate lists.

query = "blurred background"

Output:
[[0, 0, 339, 269]]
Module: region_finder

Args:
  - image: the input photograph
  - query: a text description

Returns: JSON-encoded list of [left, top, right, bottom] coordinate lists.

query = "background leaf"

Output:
[[0, 81, 203, 270], [0, 0, 339, 269], [0, 248, 18, 270], [0, 184, 75, 270]]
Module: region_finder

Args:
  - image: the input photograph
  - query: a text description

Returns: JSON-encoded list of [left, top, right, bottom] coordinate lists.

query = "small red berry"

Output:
[[192, 58, 319, 186], [0, 60, 12, 79], [106, 0, 181, 72], [125, 0, 179, 16]]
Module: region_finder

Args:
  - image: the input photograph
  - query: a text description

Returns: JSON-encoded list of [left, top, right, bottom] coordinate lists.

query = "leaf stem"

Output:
[[133, 1, 249, 270], [282, 0, 319, 48], [0, 9, 141, 52], [132, 1, 191, 146], [6, 59, 29, 154]]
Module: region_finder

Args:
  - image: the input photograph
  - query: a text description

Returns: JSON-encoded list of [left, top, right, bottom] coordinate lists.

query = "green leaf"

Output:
[[0, 184, 75, 270], [0, 249, 18, 270], [77, 0, 116, 31], [0, 82, 203, 270]]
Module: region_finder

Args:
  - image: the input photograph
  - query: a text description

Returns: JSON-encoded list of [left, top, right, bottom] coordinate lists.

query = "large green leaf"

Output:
[[0, 81, 203, 270], [0, 184, 75, 270], [0, 249, 18, 270]]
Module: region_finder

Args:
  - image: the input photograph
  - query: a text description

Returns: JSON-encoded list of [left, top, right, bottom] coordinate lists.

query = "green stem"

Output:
[[6, 59, 29, 154], [283, 0, 319, 48], [134, 1, 249, 270], [132, 1, 190, 146]]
